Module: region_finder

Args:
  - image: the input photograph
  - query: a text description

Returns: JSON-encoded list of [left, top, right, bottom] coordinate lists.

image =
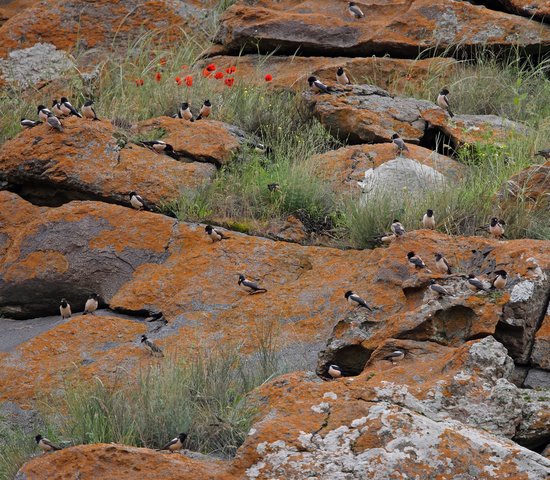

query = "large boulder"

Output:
[[215, 0, 550, 57], [498, 0, 550, 21]]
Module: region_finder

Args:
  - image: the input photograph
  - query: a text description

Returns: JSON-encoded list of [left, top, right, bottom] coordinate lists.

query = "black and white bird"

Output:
[[378, 233, 396, 244], [308, 76, 331, 94], [83, 293, 99, 315], [467, 274, 485, 292], [158, 433, 187, 452], [129, 191, 146, 210], [391, 133, 409, 154], [391, 220, 405, 237], [429, 279, 450, 297], [437, 88, 454, 117], [37, 105, 52, 122], [82, 100, 99, 120], [327, 364, 342, 379], [196, 100, 211, 120], [348, 1, 364, 18], [59, 298, 71, 319], [344, 290, 372, 310], [336, 67, 350, 85], [20, 118, 42, 129], [35, 434, 61, 453], [535, 148, 550, 160], [407, 251, 430, 271], [205, 225, 230, 242], [238, 274, 267, 294], [434, 253, 451, 274], [489, 217, 505, 239], [59, 97, 82, 118], [422, 209, 435, 229], [267, 183, 281, 192], [140, 140, 175, 157], [384, 350, 405, 364], [51, 99, 64, 117], [492, 270, 508, 290], [46, 113, 63, 132], [141, 334, 164, 357], [178, 102, 194, 121]]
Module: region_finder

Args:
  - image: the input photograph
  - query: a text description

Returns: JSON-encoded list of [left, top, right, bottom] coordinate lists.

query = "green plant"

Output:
[[0, 422, 41, 480]]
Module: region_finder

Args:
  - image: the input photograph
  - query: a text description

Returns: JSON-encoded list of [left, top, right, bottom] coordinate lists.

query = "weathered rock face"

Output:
[[215, 0, 550, 57], [532, 312, 550, 370], [498, 0, 550, 21], [499, 161, 550, 208]]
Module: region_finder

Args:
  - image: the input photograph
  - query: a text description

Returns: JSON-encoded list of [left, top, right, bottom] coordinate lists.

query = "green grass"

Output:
[[0, 423, 37, 480]]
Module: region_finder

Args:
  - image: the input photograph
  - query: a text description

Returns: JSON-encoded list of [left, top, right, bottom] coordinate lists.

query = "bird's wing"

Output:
[[410, 257, 425, 268], [431, 284, 449, 295], [146, 339, 163, 354], [350, 5, 364, 16], [214, 229, 230, 239], [243, 279, 261, 290], [353, 295, 372, 310], [43, 438, 61, 450], [384, 351, 403, 359], [443, 258, 452, 272], [314, 80, 330, 93], [161, 438, 177, 450], [469, 279, 485, 290]]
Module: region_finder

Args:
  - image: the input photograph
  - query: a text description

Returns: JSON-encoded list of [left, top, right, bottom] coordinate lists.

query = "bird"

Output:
[[344, 290, 372, 310], [20, 118, 42, 129], [489, 217, 505, 239], [535, 148, 550, 160], [238, 274, 267, 294], [434, 253, 451, 274], [429, 279, 451, 297], [129, 191, 147, 210], [141, 334, 164, 357], [378, 233, 396, 244], [35, 434, 61, 453], [437, 88, 454, 117], [267, 183, 281, 192], [492, 270, 508, 289], [140, 140, 175, 157], [308, 76, 331, 94], [205, 225, 230, 242], [384, 351, 405, 364], [37, 105, 52, 122], [83, 293, 99, 315], [391, 220, 405, 237], [348, 2, 364, 18], [407, 252, 430, 271], [59, 298, 71, 319], [158, 433, 187, 452], [51, 99, 64, 117], [422, 209, 435, 229], [336, 67, 350, 85], [82, 100, 99, 120], [327, 364, 342, 379], [59, 97, 82, 118], [178, 102, 194, 121], [46, 113, 63, 132], [391, 133, 409, 154], [467, 274, 485, 292], [196, 100, 211, 120]]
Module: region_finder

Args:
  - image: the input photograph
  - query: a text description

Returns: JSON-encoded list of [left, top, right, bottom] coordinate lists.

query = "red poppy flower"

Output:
[[206, 63, 216, 72], [155, 72, 162, 82], [225, 66, 237, 74], [159, 57, 167, 66], [264, 74, 273, 82], [202, 68, 212, 78], [135, 78, 144, 86], [225, 77, 234, 87], [214, 72, 224, 79], [184, 75, 193, 87], [181, 64, 188, 70], [175, 76, 182, 85]]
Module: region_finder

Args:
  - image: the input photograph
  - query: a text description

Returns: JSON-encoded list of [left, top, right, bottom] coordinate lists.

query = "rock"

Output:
[[311, 143, 466, 198], [531, 312, 550, 370], [215, 0, 550, 57], [0, 0, 34, 27], [0, 117, 216, 208], [266, 215, 308, 243], [498, 161, 550, 209], [524, 368, 550, 389], [137, 116, 247, 166], [199, 54, 457, 93], [515, 390, 550, 450], [498, 0, 550, 21]]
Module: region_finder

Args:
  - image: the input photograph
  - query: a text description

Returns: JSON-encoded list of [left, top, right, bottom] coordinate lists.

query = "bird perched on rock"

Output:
[[158, 433, 187, 452], [489, 217, 506, 239], [308, 76, 331, 94], [141, 334, 164, 357], [348, 1, 364, 18], [437, 88, 454, 117], [178, 102, 194, 121], [238, 274, 267, 294], [35, 434, 61, 453], [267, 183, 281, 192], [467, 274, 485, 292], [429, 279, 450, 297], [336, 67, 350, 85], [492, 270, 507, 289], [196, 100, 211, 120], [20, 118, 42, 129], [205, 225, 230, 242], [391, 133, 409, 155], [535, 148, 550, 160], [407, 252, 430, 272], [391, 219, 405, 237], [344, 290, 372, 310], [422, 209, 435, 229], [434, 253, 451, 274], [129, 191, 146, 210], [327, 364, 343, 379], [140, 140, 176, 158], [83, 293, 99, 315], [384, 351, 405, 364], [82, 100, 99, 120], [374, 233, 396, 245], [37, 105, 52, 122], [59, 298, 71, 319], [46, 113, 63, 132], [59, 97, 82, 118], [51, 99, 64, 117]]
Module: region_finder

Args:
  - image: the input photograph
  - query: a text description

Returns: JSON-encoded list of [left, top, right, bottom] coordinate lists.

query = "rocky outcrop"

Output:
[[499, 161, 550, 208], [497, 0, 550, 21], [215, 0, 550, 57]]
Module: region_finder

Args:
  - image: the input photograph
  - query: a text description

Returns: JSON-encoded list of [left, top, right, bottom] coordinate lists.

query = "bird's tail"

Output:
[[196, 114, 203, 120], [448, 110, 454, 118]]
